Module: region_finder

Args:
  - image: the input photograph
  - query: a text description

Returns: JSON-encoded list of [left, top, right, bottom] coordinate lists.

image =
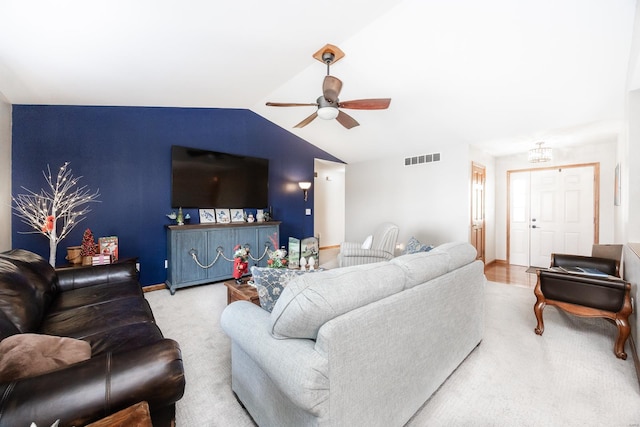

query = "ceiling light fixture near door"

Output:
[[528, 142, 552, 163]]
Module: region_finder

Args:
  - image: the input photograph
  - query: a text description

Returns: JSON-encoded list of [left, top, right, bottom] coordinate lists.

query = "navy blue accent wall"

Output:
[[12, 105, 342, 286]]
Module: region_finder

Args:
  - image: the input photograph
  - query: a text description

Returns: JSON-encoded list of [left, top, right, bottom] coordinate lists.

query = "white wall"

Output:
[[314, 159, 345, 247], [0, 92, 10, 251], [345, 143, 471, 254], [626, 89, 640, 241], [494, 139, 618, 261]]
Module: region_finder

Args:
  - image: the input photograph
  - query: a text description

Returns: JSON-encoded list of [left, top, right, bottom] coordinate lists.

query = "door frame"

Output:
[[470, 162, 486, 262], [506, 162, 600, 265]]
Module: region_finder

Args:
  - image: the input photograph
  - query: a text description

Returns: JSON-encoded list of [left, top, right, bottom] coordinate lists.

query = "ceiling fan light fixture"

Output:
[[528, 142, 552, 163], [317, 107, 339, 120]]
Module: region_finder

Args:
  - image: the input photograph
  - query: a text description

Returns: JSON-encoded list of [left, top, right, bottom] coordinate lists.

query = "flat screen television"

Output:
[[171, 145, 269, 208]]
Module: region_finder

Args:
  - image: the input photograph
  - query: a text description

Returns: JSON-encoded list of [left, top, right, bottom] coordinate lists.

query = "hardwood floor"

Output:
[[484, 262, 537, 289]]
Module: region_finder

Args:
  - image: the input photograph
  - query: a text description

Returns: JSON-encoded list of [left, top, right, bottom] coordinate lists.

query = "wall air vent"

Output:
[[404, 153, 441, 166]]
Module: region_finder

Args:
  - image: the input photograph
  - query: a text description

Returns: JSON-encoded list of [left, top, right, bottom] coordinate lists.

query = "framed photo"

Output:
[[199, 209, 216, 224], [215, 208, 231, 224], [230, 208, 245, 222]]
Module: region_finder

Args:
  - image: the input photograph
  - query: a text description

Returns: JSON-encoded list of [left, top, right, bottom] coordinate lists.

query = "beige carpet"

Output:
[[145, 280, 640, 426]]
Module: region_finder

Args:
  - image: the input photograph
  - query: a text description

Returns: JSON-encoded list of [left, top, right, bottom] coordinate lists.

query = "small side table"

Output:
[[223, 280, 260, 307], [85, 401, 152, 427]]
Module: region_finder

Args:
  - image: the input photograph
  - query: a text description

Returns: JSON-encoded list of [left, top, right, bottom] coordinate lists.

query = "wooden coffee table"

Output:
[[223, 279, 260, 307]]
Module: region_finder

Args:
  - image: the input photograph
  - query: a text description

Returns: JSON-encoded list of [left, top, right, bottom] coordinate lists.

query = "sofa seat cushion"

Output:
[[40, 296, 154, 337], [47, 280, 143, 313], [0, 333, 91, 381], [391, 251, 450, 289], [270, 262, 405, 339], [82, 321, 165, 356]]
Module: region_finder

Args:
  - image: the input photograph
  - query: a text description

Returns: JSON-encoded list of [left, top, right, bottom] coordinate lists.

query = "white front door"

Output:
[[509, 165, 596, 268]]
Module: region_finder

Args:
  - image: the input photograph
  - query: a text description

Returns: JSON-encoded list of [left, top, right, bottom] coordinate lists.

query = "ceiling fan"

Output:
[[266, 44, 391, 129]]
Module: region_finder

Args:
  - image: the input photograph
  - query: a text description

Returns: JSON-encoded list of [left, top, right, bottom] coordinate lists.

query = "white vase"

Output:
[[308, 256, 315, 270], [299, 256, 306, 270]]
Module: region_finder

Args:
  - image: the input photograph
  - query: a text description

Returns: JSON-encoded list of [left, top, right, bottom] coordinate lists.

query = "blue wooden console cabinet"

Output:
[[165, 222, 280, 294]]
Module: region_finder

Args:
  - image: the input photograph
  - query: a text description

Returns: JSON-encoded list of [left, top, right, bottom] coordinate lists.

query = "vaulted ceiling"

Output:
[[1, 0, 638, 163]]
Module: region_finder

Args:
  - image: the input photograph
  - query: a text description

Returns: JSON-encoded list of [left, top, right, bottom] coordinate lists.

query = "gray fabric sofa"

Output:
[[221, 241, 485, 426]]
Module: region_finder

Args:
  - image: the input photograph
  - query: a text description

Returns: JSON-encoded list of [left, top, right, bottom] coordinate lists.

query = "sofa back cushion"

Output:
[[390, 251, 450, 289], [269, 262, 405, 339], [430, 241, 478, 271]]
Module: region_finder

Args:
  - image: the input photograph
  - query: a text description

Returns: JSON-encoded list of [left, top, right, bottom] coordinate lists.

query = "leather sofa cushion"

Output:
[[41, 296, 155, 338], [270, 262, 405, 339], [0, 333, 91, 381], [47, 280, 144, 313]]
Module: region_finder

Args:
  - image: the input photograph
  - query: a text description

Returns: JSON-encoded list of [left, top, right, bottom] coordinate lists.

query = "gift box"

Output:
[[92, 254, 112, 265]]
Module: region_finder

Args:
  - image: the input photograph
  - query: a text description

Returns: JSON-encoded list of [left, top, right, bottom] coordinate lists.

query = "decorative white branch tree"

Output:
[[11, 162, 100, 266]]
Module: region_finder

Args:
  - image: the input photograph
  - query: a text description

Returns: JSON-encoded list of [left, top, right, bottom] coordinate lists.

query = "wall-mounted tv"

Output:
[[171, 145, 269, 208]]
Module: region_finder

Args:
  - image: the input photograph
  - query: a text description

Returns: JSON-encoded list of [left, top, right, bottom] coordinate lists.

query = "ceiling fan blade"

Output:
[[266, 102, 318, 107], [323, 76, 343, 103], [335, 111, 360, 129], [294, 112, 318, 128], [338, 98, 391, 110]]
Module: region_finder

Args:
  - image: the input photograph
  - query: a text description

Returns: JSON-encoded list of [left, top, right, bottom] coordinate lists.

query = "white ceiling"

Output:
[[0, 0, 637, 163]]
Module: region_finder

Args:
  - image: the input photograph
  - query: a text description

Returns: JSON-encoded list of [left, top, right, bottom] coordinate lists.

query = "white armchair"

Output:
[[337, 222, 399, 267]]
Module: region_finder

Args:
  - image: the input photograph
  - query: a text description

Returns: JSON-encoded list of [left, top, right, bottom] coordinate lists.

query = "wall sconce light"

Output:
[[298, 182, 312, 201]]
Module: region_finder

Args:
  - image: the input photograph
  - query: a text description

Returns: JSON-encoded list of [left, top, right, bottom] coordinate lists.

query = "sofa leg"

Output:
[[534, 301, 545, 335], [614, 317, 630, 360], [533, 280, 546, 335]]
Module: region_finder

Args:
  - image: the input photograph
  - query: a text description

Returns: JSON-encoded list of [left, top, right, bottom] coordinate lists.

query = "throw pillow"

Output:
[[361, 235, 373, 249], [251, 267, 308, 312], [404, 236, 433, 254], [0, 334, 91, 382]]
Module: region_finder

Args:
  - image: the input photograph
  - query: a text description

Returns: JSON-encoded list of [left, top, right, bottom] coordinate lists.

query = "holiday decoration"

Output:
[[12, 163, 100, 266], [233, 245, 250, 283], [267, 233, 288, 268], [80, 228, 97, 266]]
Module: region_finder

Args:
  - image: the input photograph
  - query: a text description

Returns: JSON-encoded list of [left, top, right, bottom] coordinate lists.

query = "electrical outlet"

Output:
[[305, 208, 312, 215], [164, 260, 168, 269]]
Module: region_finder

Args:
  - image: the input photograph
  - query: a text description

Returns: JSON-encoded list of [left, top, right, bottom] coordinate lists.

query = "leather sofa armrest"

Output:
[[56, 258, 138, 291], [0, 339, 185, 427]]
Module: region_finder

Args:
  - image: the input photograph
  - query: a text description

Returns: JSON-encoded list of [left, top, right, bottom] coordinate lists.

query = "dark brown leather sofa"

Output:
[[0, 249, 185, 427], [534, 253, 632, 359]]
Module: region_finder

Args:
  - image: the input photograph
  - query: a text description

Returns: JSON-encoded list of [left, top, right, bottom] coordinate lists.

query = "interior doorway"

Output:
[[471, 162, 486, 262], [508, 163, 599, 267], [314, 159, 346, 251]]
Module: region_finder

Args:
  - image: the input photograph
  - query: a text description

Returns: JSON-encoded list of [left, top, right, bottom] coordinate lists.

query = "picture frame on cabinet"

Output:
[[215, 208, 231, 224], [230, 208, 245, 222], [199, 209, 216, 223]]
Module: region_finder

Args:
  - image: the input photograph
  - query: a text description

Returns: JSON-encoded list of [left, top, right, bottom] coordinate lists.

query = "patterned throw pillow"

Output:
[[404, 237, 434, 254], [251, 267, 308, 312]]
